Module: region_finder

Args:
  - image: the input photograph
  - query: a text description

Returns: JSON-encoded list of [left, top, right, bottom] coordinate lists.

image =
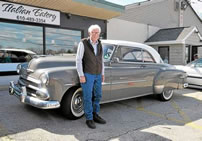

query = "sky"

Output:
[[105, 0, 202, 19], [105, 0, 147, 5]]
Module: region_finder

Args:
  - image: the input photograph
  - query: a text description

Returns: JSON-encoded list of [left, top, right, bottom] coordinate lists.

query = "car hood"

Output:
[[28, 55, 76, 71]]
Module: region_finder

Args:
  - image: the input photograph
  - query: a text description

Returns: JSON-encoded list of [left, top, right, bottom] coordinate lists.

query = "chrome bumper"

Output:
[[9, 81, 60, 109]]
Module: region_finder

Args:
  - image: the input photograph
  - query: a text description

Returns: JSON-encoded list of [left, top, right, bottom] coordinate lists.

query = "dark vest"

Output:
[[82, 38, 103, 75]]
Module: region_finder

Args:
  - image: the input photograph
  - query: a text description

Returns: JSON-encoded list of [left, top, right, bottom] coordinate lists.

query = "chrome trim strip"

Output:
[[18, 79, 26, 86], [27, 76, 41, 84], [28, 85, 41, 91], [19, 79, 40, 91], [187, 75, 202, 79], [20, 75, 41, 84], [111, 80, 146, 85], [65, 84, 73, 86], [111, 67, 141, 69], [102, 82, 111, 85], [120, 77, 128, 80], [27, 69, 34, 73]]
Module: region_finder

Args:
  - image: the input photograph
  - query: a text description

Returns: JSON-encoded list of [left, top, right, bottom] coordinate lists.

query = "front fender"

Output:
[[153, 68, 186, 94], [46, 67, 79, 102]]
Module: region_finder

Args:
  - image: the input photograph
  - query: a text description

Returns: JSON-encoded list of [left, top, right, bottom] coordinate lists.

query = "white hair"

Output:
[[88, 24, 101, 33]]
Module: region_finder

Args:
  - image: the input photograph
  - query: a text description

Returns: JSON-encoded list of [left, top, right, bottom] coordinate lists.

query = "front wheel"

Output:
[[61, 87, 84, 120], [158, 89, 174, 101]]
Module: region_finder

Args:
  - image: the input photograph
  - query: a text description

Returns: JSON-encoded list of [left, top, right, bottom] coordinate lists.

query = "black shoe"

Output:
[[93, 113, 106, 124], [86, 120, 96, 129]]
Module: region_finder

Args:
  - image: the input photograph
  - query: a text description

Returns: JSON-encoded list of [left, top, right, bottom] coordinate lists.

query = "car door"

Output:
[[109, 46, 159, 101], [100, 44, 114, 103]]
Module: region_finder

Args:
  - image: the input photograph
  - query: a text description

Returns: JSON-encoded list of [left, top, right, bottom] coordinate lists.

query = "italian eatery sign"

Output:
[[0, 1, 60, 25]]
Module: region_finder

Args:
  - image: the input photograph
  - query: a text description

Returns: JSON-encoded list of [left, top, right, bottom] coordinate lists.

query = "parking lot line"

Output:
[[171, 100, 202, 131], [136, 100, 202, 131], [136, 105, 185, 124], [170, 100, 191, 122]]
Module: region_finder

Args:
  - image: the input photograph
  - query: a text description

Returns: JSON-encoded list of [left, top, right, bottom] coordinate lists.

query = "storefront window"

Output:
[[46, 28, 81, 55], [158, 46, 169, 64], [0, 22, 43, 54]]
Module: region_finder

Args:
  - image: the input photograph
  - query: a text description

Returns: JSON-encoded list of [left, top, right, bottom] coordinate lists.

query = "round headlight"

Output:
[[40, 73, 49, 85], [16, 64, 21, 74]]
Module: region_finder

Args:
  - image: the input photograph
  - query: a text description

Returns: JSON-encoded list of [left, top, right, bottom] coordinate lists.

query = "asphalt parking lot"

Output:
[[0, 87, 202, 141]]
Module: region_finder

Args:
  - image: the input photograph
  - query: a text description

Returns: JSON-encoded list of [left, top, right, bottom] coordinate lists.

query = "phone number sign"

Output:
[[0, 1, 60, 25]]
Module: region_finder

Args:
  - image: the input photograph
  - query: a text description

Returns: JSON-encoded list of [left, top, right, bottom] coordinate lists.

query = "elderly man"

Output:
[[76, 24, 106, 129]]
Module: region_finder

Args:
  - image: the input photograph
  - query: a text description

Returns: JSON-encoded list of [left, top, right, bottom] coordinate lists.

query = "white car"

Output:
[[0, 48, 36, 74], [175, 59, 202, 88]]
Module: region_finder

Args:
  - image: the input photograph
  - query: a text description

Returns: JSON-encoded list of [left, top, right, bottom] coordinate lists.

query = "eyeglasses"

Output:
[[91, 32, 100, 35]]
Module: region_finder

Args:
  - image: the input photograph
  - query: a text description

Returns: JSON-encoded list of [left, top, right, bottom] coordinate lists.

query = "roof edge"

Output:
[[182, 26, 202, 42], [145, 40, 184, 45], [73, 0, 125, 12]]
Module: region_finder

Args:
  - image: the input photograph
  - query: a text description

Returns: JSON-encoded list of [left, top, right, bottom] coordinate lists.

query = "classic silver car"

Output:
[[9, 40, 187, 119]]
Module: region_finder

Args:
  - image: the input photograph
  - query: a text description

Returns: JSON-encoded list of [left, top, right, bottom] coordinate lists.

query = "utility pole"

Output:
[[178, 0, 188, 27]]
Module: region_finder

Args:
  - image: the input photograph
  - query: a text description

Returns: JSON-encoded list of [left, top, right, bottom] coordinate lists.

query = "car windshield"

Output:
[[102, 44, 114, 61], [186, 58, 202, 67]]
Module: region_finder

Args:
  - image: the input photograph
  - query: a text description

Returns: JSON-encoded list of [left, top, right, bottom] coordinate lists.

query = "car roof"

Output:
[[0, 48, 36, 54], [101, 39, 163, 63]]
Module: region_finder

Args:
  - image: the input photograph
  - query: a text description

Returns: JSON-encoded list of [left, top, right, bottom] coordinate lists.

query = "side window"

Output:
[[103, 44, 114, 60], [0, 51, 12, 63], [115, 46, 143, 62], [143, 50, 155, 63], [9, 51, 18, 63]]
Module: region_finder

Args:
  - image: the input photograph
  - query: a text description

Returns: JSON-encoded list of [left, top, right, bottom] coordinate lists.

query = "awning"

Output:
[[6, 0, 125, 20]]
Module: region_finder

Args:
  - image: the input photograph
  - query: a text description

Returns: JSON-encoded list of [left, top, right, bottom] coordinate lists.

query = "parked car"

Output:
[[0, 48, 36, 74], [175, 58, 202, 88], [9, 40, 187, 119]]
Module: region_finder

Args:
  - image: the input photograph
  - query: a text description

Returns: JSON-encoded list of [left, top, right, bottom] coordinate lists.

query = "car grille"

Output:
[[19, 76, 39, 88], [18, 75, 41, 97]]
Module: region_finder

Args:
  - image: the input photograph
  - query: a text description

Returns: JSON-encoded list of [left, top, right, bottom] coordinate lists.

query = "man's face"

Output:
[[89, 28, 100, 42]]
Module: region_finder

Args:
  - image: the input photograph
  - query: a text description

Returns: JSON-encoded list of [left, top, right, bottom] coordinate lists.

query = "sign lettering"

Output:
[[0, 2, 60, 25]]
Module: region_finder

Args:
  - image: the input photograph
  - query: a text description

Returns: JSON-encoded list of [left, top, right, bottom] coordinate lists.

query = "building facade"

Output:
[[107, 0, 202, 65]]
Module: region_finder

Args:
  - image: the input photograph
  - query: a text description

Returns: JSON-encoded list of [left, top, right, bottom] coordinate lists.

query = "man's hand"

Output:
[[102, 75, 105, 82], [79, 76, 86, 83]]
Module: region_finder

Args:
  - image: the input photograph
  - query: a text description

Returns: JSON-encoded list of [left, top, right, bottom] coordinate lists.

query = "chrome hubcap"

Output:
[[71, 89, 84, 117], [163, 90, 173, 99]]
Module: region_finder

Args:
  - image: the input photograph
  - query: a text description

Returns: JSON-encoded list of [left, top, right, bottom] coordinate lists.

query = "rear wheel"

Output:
[[61, 87, 84, 119], [158, 89, 174, 101]]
